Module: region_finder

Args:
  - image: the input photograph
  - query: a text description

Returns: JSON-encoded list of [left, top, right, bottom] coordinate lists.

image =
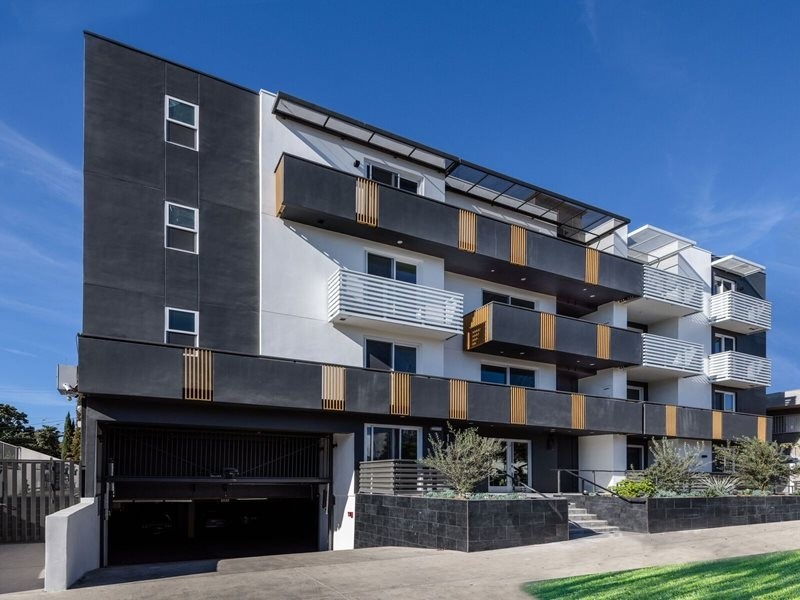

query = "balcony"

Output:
[[707, 351, 771, 389], [327, 269, 464, 339], [644, 403, 770, 441], [627, 266, 704, 324], [275, 153, 643, 315], [627, 334, 704, 382], [709, 290, 771, 334], [463, 302, 642, 372]]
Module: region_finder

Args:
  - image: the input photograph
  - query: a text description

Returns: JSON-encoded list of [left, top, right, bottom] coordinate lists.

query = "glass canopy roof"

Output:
[[627, 225, 697, 264], [711, 255, 765, 276], [272, 93, 629, 245]]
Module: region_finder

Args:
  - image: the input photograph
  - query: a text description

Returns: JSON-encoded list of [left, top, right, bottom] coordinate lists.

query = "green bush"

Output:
[[610, 478, 655, 498], [698, 475, 740, 497], [714, 437, 792, 491], [643, 438, 703, 493]]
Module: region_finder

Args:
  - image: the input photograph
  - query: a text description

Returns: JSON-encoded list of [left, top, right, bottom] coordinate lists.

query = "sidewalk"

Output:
[[4, 521, 800, 599]]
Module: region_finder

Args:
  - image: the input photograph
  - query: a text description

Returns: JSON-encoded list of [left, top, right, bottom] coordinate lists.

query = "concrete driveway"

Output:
[[5, 521, 800, 599], [0, 543, 44, 595]]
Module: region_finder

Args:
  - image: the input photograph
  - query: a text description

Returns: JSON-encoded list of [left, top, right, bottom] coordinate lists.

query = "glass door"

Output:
[[488, 440, 530, 492]]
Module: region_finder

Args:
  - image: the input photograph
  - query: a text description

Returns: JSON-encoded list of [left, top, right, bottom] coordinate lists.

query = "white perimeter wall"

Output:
[[45, 498, 100, 591]]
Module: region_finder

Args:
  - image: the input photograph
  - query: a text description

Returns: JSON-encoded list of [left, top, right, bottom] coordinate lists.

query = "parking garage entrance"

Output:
[[102, 425, 331, 565]]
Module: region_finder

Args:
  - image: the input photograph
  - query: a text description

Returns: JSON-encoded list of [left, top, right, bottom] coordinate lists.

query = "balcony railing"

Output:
[[707, 351, 771, 388], [358, 460, 447, 495], [327, 269, 464, 336], [642, 266, 704, 312], [641, 333, 704, 375], [709, 290, 771, 334]]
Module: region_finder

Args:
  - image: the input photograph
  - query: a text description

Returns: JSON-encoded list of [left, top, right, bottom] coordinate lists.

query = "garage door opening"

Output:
[[108, 497, 319, 565]]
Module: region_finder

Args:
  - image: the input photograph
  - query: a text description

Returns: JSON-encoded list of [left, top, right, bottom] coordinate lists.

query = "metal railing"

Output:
[[642, 266, 704, 311], [327, 269, 464, 334], [554, 469, 646, 504], [358, 460, 448, 495], [707, 351, 772, 387], [709, 290, 771, 331], [641, 333, 704, 374]]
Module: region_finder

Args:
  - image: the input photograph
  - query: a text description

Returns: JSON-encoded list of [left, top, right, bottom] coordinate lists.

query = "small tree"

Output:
[[714, 437, 791, 491], [33, 426, 61, 458], [0, 403, 35, 448], [69, 426, 81, 462], [61, 413, 74, 460], [419, 423, 502, 498], [644, 438, 703, 493]]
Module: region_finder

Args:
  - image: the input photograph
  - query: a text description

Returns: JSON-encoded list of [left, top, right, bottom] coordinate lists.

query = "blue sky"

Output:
[[1, 1, 798, 429]]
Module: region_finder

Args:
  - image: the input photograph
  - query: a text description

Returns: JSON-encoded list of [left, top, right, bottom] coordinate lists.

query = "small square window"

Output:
[[165, 96, 198, 150], [165, 307, 198, 347], [165, 202, 198, 253]]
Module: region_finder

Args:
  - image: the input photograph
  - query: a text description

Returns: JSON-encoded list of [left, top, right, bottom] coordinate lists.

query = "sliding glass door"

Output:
[[488, 439, 531, 492]]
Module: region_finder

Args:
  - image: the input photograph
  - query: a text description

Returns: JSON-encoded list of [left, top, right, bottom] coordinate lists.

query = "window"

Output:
[[366, 164, 419, 194], [714, 276, 736, 295], [165, 202, 198, 253], [482, 290, 536, 310], [713, 390, 736, 412], [627, 386, 645, 401], [480, 364, 536, 388], [165, 96, 198, 150], [364, 424, 421, 461], [488, 439, 531, 492], [713, 333, 736, 354], [367, 253, 416, 284], [165, 308, 198, 346], [626, 445, 645, 470], [365, 339, 416, 373]]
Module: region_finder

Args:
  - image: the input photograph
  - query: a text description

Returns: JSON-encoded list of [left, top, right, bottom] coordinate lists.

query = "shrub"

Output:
[[419, 423, 503, 498], [643, 438, 703, 493], [698, 475, 740, 497], [610, 478, 655, 498], [714, 437, 792, 491]]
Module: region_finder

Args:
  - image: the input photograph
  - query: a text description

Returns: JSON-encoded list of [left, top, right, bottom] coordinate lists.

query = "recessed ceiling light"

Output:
[[589, 294, 596, 298], [397, 240, 403, 245], [490, 269, 496, 273], [521, 277, 526, 281]]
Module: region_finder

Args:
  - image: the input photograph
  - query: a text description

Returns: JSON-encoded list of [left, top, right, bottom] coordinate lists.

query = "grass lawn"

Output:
[[525, 551, 800, 599]]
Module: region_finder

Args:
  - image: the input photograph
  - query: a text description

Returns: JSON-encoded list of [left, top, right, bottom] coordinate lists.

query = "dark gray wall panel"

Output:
[[677, 407, 712, 440], [346, 369, 390, 415], [723, 411, 757, 439], [735, 387, 767, 415], [527, 390, 572, 429], [282, 156, 357, 220], [213, 354, 321, 409], [196, 303, 258, 353], [78, 336, 182, 398], [610, 328, 643, 364], [643, 403, 666, 436], [84, 35, 165, 189], [409, 377, 449, 419], [380, 188, 457, 247], [165, 63, 198, 104], [468, 382, 509, 423], [490, 303, 539, 347], [530, 234, 584, 281], [165, 250, 199, 309], [554, 317, 596, 357], [166, 144, 199, 206], [475, 216, 510, 262], [585, 398, 642, 434], [599, 253, 643, 297], [83, 284, 164, 342]]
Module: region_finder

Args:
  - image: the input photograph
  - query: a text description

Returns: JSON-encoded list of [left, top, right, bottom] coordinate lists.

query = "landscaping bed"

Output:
[[354, 494, 568, 552]]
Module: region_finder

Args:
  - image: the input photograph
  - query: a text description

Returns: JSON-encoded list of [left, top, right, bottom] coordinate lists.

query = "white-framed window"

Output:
[[713, 333, 736, 354], [482, 290, 536, 310], [714, 276, 736, 295], [480, 364, 536, 388], [165, 95, 199, 150], [713, 390, 736, 412], [366, 252, 417, 284], [365, 338, 416, 373], [165, 202, 198, 253], [627, 386, 645, 401], [488, 439, 532, 492], [366, 162, 420, 194], [364, 424, 422, 461], [165, 307, 198, 346]]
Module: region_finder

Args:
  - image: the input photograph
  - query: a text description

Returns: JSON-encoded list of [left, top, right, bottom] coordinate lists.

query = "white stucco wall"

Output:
[[45, 498, 100, 591], [578, 434, 628, 489], [331, 433, 356, 550]]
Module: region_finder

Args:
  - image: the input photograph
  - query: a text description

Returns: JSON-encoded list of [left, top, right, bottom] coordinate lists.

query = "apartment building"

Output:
[[76, 33, 772, 565]]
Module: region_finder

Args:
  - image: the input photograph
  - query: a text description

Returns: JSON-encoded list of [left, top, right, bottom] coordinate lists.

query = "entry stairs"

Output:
[[568, 501, 620, 539]]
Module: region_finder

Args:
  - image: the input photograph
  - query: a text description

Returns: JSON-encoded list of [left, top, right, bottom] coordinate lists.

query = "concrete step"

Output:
[[569, 519, 609, 529], [567, 507, 589, 516]]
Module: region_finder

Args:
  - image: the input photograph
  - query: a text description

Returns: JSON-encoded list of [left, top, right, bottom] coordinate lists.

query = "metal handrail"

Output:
[[494, 468, 565, 520], [553, 469, 646, 504]]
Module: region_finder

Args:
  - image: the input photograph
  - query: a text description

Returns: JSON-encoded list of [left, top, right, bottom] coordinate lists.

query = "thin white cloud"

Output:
[[0, 387, 68, 408], [0, 347, 36, 358], [0, 295, 79, 328], [0, 120, 81, 206], [0, 229, 80, 273], [581, 0, 599, 45]]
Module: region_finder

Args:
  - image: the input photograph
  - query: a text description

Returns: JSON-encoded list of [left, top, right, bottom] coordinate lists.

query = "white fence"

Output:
[[642, 266, 704, 311], [708, 351, 772, 387], [641, 333, 704, 374], [709, 290, 772, 331]]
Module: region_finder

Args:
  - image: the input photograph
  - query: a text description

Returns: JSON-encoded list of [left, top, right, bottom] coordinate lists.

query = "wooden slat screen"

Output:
[[458, 209, 477, 253], [665, 405, 678, 437], [184, 348, 212, 401], [390, 372, 410, 416], [585, 247, 599, 285], [355, 177, 379, 227], [449, 379, 468, 420], [539, 312, 556, 351], [757, 416, 767, 441], [510, 386, 526, 425], [712, 410, 723, 440], [596, 324, 611, 360], [510, 225, 526, 266], [464, 304, 491, 350], [571, 393, 586, 429], [275, 156, 285, 217], [321, 365, 345, 411]]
